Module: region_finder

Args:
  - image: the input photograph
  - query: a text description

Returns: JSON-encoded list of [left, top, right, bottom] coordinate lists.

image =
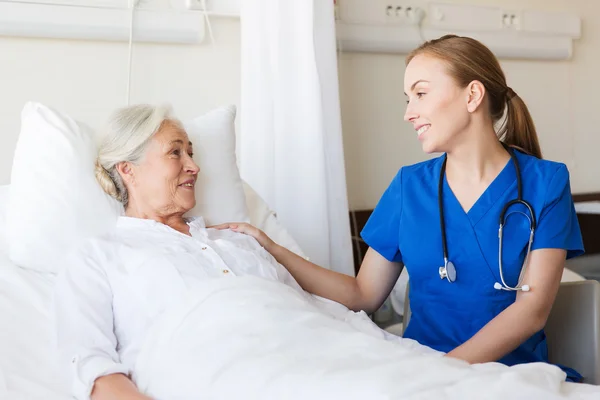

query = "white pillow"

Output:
[[1, 179, 302, 266], [7, 102, 249, 273], [7, 103, 122, 273], [184, 106, 249, 225], [243, 181, 305, 258]]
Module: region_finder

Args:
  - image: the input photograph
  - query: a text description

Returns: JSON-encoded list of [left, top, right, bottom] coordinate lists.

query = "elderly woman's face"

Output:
[[128, 121, 199, 215]]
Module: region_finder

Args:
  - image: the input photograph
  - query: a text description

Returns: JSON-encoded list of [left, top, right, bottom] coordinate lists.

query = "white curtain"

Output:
[[239, 0, 354, 276]]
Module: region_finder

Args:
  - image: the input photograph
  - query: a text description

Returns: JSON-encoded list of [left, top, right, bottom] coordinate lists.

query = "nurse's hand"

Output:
[[210, 222, 276, 251]]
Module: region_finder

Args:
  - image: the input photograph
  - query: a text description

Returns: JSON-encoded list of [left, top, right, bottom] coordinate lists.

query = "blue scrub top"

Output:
[[361, 149, 585, 380]]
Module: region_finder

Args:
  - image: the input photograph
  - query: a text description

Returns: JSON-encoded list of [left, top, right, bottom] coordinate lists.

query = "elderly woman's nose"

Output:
[[186, 158, 200, 174]]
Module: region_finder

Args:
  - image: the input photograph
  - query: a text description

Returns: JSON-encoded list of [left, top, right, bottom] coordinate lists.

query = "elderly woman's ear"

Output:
[[116, 162, 134, 186]]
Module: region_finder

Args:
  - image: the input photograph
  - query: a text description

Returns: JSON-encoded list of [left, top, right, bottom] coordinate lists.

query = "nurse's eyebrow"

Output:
[[404, 79, 430, 95]]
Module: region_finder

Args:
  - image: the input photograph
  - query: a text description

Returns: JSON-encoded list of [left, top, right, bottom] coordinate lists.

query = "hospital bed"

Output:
[[3, 187, 600, 398], [400, 280, 600, 385], [3, 119, 600, 399], [0, 182, 303, 399]]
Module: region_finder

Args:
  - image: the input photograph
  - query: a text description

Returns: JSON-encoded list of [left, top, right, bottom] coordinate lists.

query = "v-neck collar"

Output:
[[441, 153, 517, 227]]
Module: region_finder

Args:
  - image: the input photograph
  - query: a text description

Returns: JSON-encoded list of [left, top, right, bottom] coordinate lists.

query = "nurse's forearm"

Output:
[[445, 300, 545, 364], [269, 244, 365, 311]]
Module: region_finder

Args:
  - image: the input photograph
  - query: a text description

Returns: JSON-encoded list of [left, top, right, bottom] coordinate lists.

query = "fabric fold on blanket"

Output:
[[132, 276, 598, 400]]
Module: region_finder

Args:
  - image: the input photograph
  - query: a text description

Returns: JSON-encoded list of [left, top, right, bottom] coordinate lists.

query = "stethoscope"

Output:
[[438, 143, 535, 292]]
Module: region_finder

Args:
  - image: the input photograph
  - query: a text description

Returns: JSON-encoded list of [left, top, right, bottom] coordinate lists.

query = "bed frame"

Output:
[[572, 192, 600, 257]]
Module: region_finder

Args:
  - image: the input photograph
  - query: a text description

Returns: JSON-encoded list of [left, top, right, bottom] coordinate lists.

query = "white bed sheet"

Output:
[[0, 250, 70, 400], [0, 181, 311, 400], [1, 249, 600, 399]]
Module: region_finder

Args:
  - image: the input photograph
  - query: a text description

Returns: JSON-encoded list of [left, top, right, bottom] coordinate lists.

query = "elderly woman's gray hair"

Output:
[[95, 104, 178, 207]]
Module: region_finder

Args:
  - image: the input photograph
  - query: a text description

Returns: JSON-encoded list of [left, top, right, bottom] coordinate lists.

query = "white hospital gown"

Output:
[[53, 216, 306, 400]]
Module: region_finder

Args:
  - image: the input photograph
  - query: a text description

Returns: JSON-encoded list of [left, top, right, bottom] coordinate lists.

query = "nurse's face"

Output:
[[403, 54, 470, 154]]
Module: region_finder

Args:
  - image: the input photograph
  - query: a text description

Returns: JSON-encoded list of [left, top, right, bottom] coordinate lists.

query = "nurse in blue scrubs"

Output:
[[216, 35, 584, 381]]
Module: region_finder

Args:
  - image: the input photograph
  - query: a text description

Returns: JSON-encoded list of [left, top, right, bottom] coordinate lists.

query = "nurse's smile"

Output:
[[416, 124, 430, 140]]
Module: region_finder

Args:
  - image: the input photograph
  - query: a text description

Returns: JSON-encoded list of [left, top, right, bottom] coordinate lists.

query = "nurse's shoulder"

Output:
[[514, 148, 583, 259], [514, 148, 572, 192], [387, 154, 446, 192]]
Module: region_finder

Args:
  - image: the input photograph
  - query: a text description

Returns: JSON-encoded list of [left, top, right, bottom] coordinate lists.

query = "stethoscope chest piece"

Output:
[[439, 260, 456, 282]]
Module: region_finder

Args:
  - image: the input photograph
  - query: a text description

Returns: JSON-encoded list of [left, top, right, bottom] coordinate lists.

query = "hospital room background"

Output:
[[1, 0, 600, 395], [1, 0, 599, 305], [1, 0, 599, 289], [2, 0, 600, 275]]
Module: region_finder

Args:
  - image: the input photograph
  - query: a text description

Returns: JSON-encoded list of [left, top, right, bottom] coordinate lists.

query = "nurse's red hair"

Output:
[[407, 35, 542, 159]]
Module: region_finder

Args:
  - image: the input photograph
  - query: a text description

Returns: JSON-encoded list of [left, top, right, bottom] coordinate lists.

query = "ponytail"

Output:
[[498, 87, 542, 159]]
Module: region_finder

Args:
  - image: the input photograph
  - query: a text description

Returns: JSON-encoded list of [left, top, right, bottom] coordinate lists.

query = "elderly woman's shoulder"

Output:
[[61, 230, 123, 271], [78, 231, 121, 251]]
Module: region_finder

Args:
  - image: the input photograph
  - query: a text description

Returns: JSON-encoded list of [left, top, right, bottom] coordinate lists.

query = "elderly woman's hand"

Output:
[[210, 222, 276, 251]]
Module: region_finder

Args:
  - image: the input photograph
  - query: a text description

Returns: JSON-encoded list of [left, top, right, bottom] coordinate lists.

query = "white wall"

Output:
[[0, 17, 240, 185], [1, 0, 598, 213], [339, 0, 600, 210]]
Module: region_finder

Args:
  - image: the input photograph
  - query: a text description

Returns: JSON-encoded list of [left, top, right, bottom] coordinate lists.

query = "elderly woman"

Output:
[[53, 105, 303, 400]]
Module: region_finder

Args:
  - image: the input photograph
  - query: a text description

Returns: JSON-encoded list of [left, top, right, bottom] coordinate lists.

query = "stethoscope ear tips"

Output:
[[494, 282, 503, 290], [521, 285, 530, 292]]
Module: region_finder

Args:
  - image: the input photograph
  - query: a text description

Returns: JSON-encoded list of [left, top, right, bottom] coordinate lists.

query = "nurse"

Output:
[[216, 35, 584, 380]]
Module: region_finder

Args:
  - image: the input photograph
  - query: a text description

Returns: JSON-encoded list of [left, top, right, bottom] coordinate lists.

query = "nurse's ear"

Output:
[[465, 80, 486, 113]]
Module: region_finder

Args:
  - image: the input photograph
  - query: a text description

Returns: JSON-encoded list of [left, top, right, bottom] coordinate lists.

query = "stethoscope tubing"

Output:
[[438, 143, 536, 290]]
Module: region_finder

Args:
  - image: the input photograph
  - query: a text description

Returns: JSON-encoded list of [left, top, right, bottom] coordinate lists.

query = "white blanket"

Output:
[[0, 256, 70, 400], [132, 277, 600, 400]]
